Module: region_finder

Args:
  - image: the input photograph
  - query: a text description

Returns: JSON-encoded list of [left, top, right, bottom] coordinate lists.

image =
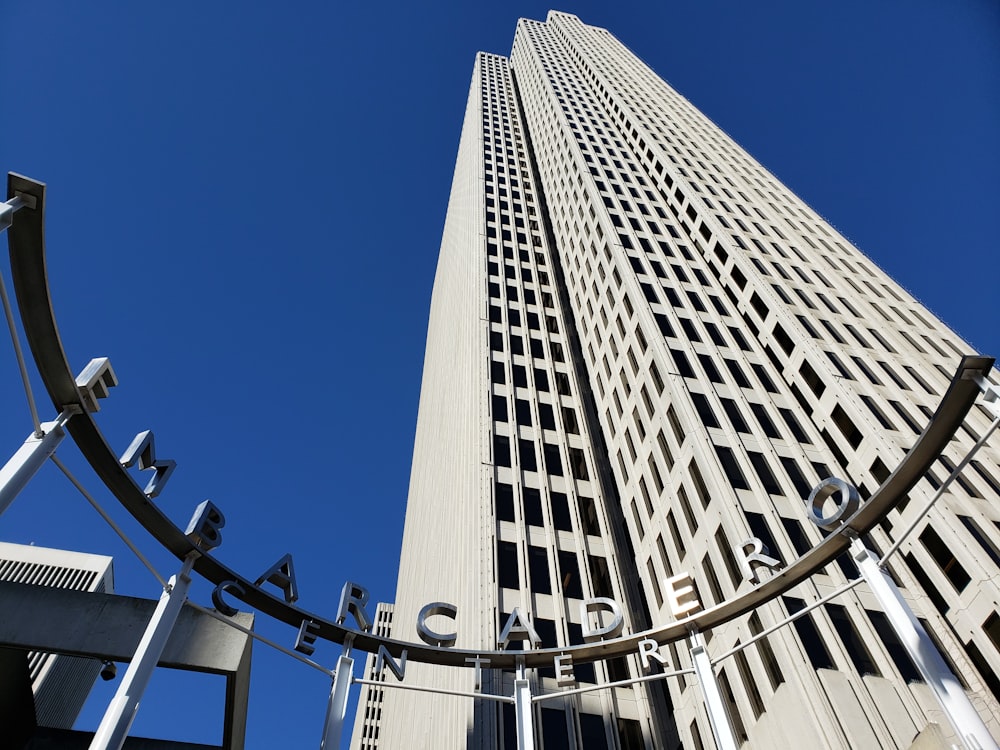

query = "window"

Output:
[[547, 491, 571, 532], [519, 439, 537, 471], [528, 546, 551, 594], [921, 526, 970, 591], [515, 399, 532, 426], [492, 394, 508, 422], [865, 609, 921, 682], [494, 436, 511, 467], [523, 487, 544, 527], [748, 452, 782, 495], [544, 444, 564, 476], [559, 550, 583, 598], [498, 541, 519, 589], [784, 597, 835, 670], [715, 446, 750, 490], [691, 393, 720, 428], [826, 604, 880, 676], [749, 612, 785, 690]]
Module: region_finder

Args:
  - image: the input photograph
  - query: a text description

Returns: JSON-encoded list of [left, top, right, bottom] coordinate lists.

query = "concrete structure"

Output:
[[0, 545, 254, 749], [358, 11, 1000, 749], [0, 542, 114, 729]]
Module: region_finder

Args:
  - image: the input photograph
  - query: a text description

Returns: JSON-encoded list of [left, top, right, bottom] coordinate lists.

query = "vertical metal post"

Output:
[[89, 553, 197, 750], [0, 412, 72, 515], [320, 652, 355, 749], [851, 538, 997, 750], [689, 630, 739, 750], [513, 663, 535, 750]]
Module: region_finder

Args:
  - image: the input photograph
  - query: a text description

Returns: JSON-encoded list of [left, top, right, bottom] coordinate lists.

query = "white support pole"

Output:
[[851, 538, 998, 750], [89, 554, 197, 750], [689, 631, 739, 750], [320, 653, 355, 749], [0, 412, 71, 515], [513, 664, 535, 750]]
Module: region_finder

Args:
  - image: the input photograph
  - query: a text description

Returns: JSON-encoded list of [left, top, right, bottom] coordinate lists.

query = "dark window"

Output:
[[721, 398, 750, 433], [528, 546, 551, 594], [679, 318, 701, 342], [725, 359, 751, 387], [865, 609, 922, 682], [715, 446, 750, 490], [671, 349, 696, 378], [831, 405, 863, 449], [513, 365, 528, 388], [535, 367, 549, 392], [691, 392, 720, 428], [551, 492, 573, 532], [544, 444, 564, 476], [498, 541, 519, 589], [561, 407, 579, 434], [523, 488, 544, 527], [515, 399, 532, 426], [570, 448, 589, 480], [491, 361, 506, 384], [494, 435, 511, 467], [779, 408, 810, 443], [496, 483, 515, 523], [826, 604, 880, 676], [780, 457, 811, 498], [578, 496, 600, 536], [748, 452, 782, 495], [579, 715, 609, 750], [799, 361, 825, 397], [492, 394, 508, 422], [616, 718, 644, 750], [751, 363, 778, 393], [559, 550, 583, 598], [784, 597, 835, 670], [519, 439, 537, 471], [958, 516, 1000, 568], [539, 402, 556, 430], [539, 708, 569, 750], [589, 556, 614, 598], [698, 355, 724, 383], [749, 612, 785, 689], [781, 517, 813, 556], [921, 526, 970, 591]]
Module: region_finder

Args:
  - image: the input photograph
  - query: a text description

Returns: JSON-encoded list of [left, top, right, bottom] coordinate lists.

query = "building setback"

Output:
[[353, 11, 1000, 749]]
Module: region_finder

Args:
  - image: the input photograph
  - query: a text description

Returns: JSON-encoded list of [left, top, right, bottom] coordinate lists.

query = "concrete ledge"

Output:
[[0, 581, 252, 749]]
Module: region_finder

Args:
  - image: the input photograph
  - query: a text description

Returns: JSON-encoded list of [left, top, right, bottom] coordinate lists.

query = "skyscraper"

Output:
[[356, 11, 1000, 749]]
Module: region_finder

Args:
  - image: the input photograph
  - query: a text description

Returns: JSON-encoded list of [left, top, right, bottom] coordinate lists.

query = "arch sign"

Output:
[[4, 173, 999, 750]]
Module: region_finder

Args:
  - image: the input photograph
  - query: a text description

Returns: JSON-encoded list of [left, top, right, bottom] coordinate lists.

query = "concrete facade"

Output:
[[356, 12, 1000, 749], [0, 542, 114, 730]]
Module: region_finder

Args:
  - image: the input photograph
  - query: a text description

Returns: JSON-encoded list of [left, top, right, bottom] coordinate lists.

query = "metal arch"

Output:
[[6, 172, 996, 668]]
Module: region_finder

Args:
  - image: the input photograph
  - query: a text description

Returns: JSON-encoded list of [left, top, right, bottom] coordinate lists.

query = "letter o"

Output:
[[806, 477, 860, 530]]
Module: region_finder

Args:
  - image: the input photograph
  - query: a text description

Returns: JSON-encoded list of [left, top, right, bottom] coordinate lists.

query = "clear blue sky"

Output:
[[1, 1, 997, 746]]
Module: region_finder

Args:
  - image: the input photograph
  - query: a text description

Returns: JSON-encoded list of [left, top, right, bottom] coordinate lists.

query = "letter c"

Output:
[[417, 602, 458, 647]]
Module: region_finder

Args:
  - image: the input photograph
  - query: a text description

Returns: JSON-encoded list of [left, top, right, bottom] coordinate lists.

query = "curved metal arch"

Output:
[[6, 172, 995, 668]]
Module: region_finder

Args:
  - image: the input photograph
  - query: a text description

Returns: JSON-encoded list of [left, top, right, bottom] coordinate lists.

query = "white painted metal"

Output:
[[0, 411, 72, 515], [851, 538, 998, 750], [690, 631, 739, 750], [89, 553, 197, 750], [513, 666, 535, 750], [320, 654, 355, 749]]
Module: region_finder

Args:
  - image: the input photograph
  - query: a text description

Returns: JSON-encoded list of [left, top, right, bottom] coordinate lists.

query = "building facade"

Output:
[[357, 11, 1000, 749]]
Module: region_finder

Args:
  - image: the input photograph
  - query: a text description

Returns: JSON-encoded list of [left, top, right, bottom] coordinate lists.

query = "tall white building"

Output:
[[356, 11, 1000, 749]]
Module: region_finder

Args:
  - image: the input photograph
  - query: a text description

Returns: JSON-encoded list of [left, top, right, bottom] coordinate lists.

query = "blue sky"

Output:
[[1, 1, 997, 746]]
